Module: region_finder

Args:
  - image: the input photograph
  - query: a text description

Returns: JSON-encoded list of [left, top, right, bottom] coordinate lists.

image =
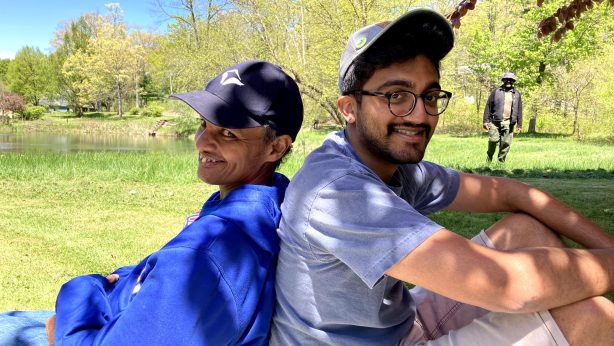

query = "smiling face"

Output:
[[339, 55, 441, 182], [194, 120, 280, 198]]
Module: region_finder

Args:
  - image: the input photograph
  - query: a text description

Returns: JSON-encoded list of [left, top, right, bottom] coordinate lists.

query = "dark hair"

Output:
[[263, 125, 293, 170], [340, 24, 448, 94]]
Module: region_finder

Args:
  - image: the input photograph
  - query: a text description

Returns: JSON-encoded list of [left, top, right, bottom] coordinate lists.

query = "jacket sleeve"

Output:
[[53, 275, 116, 345], [53, 219, 252, 346], [483, 90, 494, 123], [516, 91, 523, 128]]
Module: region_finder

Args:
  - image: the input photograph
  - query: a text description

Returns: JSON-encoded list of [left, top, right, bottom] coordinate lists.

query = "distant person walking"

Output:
[[483, 72, 522, 163]]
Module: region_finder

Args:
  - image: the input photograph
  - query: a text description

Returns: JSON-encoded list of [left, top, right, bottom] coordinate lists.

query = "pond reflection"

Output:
[[0, 132, 195, 153]]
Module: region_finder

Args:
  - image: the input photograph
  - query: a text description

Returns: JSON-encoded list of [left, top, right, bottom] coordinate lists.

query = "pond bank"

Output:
[[0, 112, 188, 137]]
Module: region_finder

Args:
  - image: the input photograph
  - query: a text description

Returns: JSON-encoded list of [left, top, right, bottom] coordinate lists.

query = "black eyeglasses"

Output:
[[345, 89, 453, 116]]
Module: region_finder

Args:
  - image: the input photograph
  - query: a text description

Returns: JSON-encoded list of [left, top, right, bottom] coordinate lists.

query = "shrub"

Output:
[[174, 112, 200, 137], [129, 107, 139, 115], [21, 105, 47, 120], [0, 93, 25, 116], [142, 102, 164, 117]]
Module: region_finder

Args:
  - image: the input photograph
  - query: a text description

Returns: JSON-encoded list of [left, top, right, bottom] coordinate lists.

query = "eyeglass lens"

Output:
[[389, 91, 449, 116]]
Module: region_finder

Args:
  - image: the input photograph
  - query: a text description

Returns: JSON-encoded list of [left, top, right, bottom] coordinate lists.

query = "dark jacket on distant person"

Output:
[[483, 87, 523, 128]]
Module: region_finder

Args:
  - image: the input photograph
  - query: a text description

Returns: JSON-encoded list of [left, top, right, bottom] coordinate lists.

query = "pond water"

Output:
[[0, 132, 195, 153]]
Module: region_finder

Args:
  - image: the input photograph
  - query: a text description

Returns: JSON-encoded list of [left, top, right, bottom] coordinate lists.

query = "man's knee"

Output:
[[485, 213, 565, 250], [550, 296, 614, 345]]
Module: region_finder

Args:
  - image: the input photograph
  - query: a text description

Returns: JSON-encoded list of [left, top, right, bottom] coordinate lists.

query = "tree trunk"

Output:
[[571, 98, 580, 136], [528, 117, 537, 133], [135, 74, 140, 110], [528, 61, 547, 134], [117, 84, 123, 117]]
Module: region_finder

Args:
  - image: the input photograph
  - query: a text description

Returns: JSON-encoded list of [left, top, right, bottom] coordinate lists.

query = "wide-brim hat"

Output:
[[171, 60, 304, 141], [338, 8, 454, 91], [502, 72, 517, 81]]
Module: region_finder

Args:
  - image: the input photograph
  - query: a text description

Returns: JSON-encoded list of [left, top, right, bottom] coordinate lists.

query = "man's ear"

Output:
[[337, 95, 357, 124], [267, 134, 293, 162]]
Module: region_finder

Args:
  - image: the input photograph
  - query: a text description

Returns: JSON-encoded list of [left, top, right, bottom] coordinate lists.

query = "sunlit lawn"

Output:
[[1, 128, 612, 309]]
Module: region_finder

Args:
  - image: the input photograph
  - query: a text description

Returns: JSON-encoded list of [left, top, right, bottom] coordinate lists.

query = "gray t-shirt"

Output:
[[270, 130, 460, 345]]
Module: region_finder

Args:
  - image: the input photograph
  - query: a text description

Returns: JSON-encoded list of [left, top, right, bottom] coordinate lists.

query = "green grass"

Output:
[[426, 133, 614, 176], [1, 127, 613, 309]]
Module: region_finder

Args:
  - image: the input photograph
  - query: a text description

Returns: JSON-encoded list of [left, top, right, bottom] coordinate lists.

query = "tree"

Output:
[[62, 49, 94, 116], [149, 0, 230, 95], [89, 20, 144, 116], [130, 30, 161, 108], [0, 92, 25, 117], [228, 0, 423, 125], [155, 0, 204, 49], [548, 45, 614, 140], [0, 59, 10, 83], [57, 5, 147, 117], [446, 0, 613, 134], [5, 47, 51, 105], [450, 0, 613, 41], [51, 14, 98, 116]]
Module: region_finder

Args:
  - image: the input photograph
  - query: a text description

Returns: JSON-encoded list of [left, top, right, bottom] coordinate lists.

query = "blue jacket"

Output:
[[53, 173, 289, 345]]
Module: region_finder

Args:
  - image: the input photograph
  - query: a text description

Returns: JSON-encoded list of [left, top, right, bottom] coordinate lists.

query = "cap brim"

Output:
[[170, 91, 261, 129]]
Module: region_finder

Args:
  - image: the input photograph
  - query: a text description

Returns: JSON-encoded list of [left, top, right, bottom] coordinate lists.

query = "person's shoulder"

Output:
[[170, 197, 280, 254], [400, 160, 445, 172], [399, 161, 458, 181], [300, 130, 373, 178]]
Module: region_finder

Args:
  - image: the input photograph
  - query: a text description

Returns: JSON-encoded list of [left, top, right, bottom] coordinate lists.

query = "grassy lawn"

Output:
[[1, 125, 613, 310]]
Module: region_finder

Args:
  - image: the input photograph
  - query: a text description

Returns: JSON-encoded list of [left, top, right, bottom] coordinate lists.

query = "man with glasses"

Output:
[[271, 8, 614, 346], [483, 72, 523, 163]]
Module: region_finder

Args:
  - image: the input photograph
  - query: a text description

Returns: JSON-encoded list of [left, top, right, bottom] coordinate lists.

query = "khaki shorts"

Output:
[[399, 231, 569, 346]]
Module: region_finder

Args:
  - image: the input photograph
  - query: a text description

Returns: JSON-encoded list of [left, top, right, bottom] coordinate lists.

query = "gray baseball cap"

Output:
[[338, 8, 454, 92]]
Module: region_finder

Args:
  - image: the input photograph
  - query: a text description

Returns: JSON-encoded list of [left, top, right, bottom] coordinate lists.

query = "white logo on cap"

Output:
[[220, 69, 244, 86]]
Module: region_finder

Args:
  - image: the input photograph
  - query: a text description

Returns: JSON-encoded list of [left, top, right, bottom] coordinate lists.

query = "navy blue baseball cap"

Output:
[[171, 60, 304, 141]]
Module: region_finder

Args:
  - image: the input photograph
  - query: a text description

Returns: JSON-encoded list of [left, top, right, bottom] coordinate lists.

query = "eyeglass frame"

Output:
[[343, 89, 453, 116]]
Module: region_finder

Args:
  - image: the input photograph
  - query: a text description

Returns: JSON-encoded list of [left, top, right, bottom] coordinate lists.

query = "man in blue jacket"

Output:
[[483, 72, 523, 163], [46, 60, 303, 345]]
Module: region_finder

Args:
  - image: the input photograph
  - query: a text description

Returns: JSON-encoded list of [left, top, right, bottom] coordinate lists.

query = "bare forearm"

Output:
[[509, 247, 614, 312], [390, 230, 614, 314], [453, 175, 613, 248], [505, 182, 614, 248]]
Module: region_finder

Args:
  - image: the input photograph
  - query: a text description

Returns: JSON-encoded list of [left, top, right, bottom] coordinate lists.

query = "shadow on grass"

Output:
[[462, 167, 614, 179], [446, 132, 573, 139], [446, 131, 614, 144]]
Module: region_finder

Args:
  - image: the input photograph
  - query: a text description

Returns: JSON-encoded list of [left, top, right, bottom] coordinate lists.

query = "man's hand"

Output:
[[515, 127, 522, 134], [45, 314, 56, 346], [106, 273, 120, 284], [483, 122, 491, 130]]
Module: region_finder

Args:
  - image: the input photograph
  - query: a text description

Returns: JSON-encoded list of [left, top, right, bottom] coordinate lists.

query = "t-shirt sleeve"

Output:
[[403, 162, 460, 215], [306, 172, 446, 288]]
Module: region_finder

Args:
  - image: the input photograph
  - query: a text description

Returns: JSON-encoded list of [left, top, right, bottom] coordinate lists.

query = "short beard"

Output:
[[356, 109, 432, 165]]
